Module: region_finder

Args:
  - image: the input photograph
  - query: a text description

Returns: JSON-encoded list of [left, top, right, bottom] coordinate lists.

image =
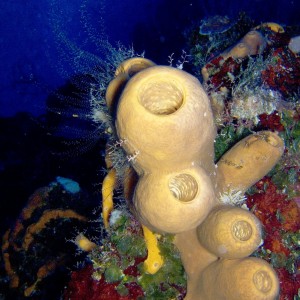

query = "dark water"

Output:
[[0, 0, 299, 117]]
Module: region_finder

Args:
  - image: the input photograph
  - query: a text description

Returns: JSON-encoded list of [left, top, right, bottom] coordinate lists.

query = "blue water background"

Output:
[[0, 0, 299, 117]]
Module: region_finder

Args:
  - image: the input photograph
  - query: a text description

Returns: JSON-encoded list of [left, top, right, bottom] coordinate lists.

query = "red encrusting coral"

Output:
[[276, 268, 300, 300], [64, 264, 144, 300], [280, 199, 300, 232], [246, 177, 300, 234], [246, 178, 289, 233], [261, 47, 300, 99], [263, 231, 290, 256], [205, 56, 242, 90], [265, 30, 292, 50], [259, 111, 285, 132], [246, 177, 300, 299]]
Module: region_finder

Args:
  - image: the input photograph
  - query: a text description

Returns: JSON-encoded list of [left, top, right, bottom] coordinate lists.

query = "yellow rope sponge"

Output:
[[102, 168, 116, 229], [142, 225, 164, 274], [75, 233, 97, 252]]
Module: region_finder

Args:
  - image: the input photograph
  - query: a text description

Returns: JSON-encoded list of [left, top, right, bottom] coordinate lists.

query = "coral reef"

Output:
[[66, 19, 300, 295], [247, 178, 300, 300], [64, 210, 186, 299], [219, 30, 266, 60], [197, 21, 300, 126], [3, 13, 300, 300], [186, 12, 254, 71], [1, 179, 98, 299], [187, 17, 300, 300], [261, 48, 300, 99]]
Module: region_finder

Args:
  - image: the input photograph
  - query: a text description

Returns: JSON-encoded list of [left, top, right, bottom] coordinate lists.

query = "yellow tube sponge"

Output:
[[197, 206, 262, 259], [105, 73, 129, 111], [116, 66, 216, 173], [254, 22, 285, 33], [134, 168, 215, 233], [221, 30, 266, 60], [216, 131, 284, 193], [115, 57, 156, 77], [112, 59, 282, 299], [106, 57, 155, 113], [196, 258, 279, 300], [116, 66, 216, 233]]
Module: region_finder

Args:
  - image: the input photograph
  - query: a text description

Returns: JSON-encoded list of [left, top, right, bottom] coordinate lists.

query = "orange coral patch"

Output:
[[23, 209, 87, 250]]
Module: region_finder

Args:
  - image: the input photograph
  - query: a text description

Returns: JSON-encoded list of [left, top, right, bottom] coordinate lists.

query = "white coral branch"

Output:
[[219, 189, 247, 207]]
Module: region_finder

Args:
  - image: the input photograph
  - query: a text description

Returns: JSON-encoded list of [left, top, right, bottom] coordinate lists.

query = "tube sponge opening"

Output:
[[138, 80, 184, 115], [169, 173, 198, 202]]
